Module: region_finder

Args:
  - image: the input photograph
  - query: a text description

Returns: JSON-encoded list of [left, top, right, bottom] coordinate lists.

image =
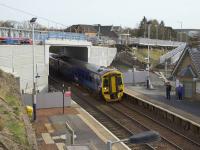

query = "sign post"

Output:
[[64, 87, 72, 107], [62, 86, 72, 114], [65, 87, 71, 97]]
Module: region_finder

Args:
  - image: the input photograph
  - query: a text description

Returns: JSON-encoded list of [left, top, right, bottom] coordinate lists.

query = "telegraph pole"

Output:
[[178, 21, 183, 42], [147, 23, 151, 89]]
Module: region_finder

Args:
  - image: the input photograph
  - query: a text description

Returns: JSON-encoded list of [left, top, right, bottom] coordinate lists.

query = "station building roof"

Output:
[[93, 25, 119, 38], [65, 24, 97, 33], [172, 46, 200, 78]]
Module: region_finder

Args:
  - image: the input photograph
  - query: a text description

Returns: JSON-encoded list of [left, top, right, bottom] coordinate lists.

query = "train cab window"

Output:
[[103, 79, 109, 87], [117, 77, 122, 85]]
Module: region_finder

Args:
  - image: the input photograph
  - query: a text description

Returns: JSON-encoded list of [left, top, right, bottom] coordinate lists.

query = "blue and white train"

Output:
[[49, 53, 124, 102]]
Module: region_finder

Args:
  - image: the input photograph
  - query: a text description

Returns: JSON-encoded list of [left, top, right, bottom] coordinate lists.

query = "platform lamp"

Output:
[[30, 17, 37, 121], [107, 131, 160, 150]]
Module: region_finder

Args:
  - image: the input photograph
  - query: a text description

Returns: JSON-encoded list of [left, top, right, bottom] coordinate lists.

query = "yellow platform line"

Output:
[[56, 143, 65, 150], [41, 133, 54, 144], [45, 123, 54, 133], [76, 107, 130, 150]]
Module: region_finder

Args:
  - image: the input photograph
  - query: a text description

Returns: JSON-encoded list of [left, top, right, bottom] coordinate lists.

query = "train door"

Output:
[[110, 76, 117, 93], [102, 77, 109, 100], [103, 77, 109, 90], [109, 75, 119, 99]]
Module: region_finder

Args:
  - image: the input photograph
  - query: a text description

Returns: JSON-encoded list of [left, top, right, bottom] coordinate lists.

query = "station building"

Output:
[[172, 46, 200, 100]]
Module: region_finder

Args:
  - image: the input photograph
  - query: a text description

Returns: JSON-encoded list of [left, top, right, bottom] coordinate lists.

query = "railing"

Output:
[[0, 27, 87, 41], [0, 27, 186, 47], [159, 43, 187, 64], [88, 36, 185, 47], [120, 37, 185, 47], [65, 121, 75, 145]]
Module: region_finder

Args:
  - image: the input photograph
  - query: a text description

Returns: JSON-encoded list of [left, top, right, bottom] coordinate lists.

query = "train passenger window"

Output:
[[103, 79, 109, 87], [117, 77, 122, 85]]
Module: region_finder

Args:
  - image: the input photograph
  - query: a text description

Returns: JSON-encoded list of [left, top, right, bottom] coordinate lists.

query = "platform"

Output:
[[125, 85, 200, 125], [33, 101, 129, 150]]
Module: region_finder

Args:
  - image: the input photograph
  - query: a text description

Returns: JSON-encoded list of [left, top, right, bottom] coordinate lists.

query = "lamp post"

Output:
[[147, 23, 151, 89], [30, 17, 37, 121], [107, 131, 160, 150], [62, 84, 65, 114]]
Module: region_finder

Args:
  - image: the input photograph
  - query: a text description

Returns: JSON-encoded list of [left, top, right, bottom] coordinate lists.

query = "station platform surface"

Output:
[[125, 85, 200, 125], [33, 101, 129, 150]]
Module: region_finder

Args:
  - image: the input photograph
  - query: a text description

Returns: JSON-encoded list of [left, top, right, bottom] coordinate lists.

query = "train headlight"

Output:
[[104, 87, 107, 90]]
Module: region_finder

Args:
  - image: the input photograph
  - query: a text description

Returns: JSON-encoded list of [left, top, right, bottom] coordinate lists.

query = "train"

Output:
[[0, 37, 32, 45], [49, 53, 124, 102]]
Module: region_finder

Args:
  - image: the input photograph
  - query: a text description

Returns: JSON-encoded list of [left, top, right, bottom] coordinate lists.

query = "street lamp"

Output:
[[30, 17, 37, 121], [147, 23, 151, 89], [107, 131, 160, 150]]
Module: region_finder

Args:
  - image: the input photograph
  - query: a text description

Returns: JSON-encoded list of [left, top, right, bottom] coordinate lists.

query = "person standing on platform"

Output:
[[175, 79, 180, 99], [180, 84, 184, 100], [178, 84, 183, 100], [166, 82, 171, 100]]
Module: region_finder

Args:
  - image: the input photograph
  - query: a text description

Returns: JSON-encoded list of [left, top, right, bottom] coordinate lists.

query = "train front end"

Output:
[[101, 70, 124, 102]]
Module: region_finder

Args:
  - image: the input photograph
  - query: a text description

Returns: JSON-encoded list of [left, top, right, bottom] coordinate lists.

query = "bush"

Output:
[[13, 106, 20, 116]]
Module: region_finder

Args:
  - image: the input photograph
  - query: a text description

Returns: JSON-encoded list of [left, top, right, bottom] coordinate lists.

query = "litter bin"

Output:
[[26, 106, 33, 119]]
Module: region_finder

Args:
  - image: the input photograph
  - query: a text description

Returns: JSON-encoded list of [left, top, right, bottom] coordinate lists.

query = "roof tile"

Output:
[[188, 48, 200, 76]]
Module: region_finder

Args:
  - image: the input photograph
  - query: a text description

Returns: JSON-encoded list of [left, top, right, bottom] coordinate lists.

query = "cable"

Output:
[[0, 2, 68, 28]]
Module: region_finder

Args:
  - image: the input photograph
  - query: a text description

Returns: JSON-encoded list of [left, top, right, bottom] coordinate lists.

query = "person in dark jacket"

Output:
[[166, 82, 172, 100]]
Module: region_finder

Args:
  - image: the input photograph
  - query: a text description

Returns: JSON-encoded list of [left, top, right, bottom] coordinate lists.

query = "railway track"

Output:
[[72, 90, 154, 150], [49, 76, 153, 149], [111, 101, 200, 150], [73, 91, 181, 150], [49, 76, 200, 149]]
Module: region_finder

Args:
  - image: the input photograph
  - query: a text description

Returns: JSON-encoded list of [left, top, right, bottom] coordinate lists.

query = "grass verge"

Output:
[[0, 69, 29, 149]]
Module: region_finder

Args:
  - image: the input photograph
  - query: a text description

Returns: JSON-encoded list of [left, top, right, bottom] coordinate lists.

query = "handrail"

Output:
[[65, 121, 75, 145]]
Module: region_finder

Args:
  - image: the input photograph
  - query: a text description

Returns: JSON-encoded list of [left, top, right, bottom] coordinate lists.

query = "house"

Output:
[[172, 46, 200, 100], [65, 24, 97, 37], [66, 24, 122, 45], [93, 25, 119, 40]]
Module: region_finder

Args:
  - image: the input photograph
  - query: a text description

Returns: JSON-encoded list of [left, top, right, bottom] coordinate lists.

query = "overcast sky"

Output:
[[0, 0, 199, 29]]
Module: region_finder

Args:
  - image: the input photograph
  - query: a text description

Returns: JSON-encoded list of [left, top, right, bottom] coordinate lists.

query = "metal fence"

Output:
[[0, 27, 186, 47], [0, 27, 87, 42], [159, 43, 187, 64], [22, 92, 71, 109], [120, 37, 185, 47]]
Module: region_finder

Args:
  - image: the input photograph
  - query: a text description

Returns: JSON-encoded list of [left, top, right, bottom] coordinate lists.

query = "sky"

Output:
[[0, 0, 199, 29]]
